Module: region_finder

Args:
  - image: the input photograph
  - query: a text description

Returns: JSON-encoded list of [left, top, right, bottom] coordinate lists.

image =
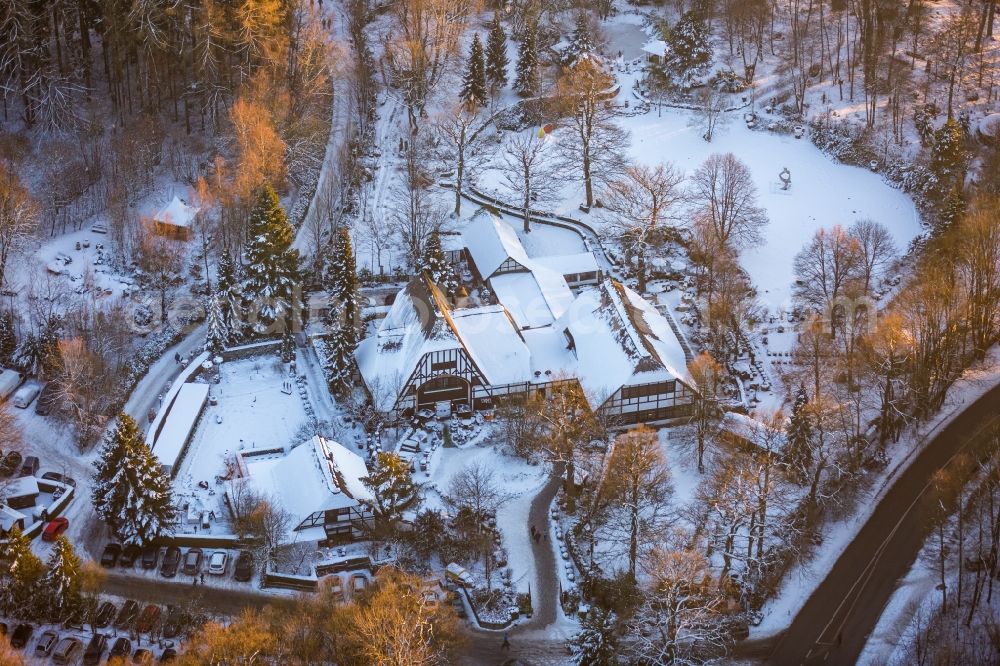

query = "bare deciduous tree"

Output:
[[498, 130, 561, 233], [848, 218, 896, 295], [690, 153, 767, 249], [603, 163, 686, 292], [0, 163, 39, 288]]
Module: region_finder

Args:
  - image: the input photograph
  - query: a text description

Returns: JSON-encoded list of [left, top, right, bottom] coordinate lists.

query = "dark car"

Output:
[[34, 381, 59, 415], [18, 455, 39, 477], [133, 647, 154, 664], [0, 450, 22, 477], [162, 606, 184, 639], [52, 637, 82, 664], [101, 543, 122, 567], [120, 544, 141, 567], [40, 471, 76, 487], [160, 546, 181, 577], [136, 604, 161, 634], [160, 646, 177, 662], [82, 633, 107, 666], [95, 600, 117, 628], [116, 599, 140, 628], [110, 637, 131, 659], [34, 630, 58, 657], [9, 623, 32, 649], [233, 550, 254, 582], [182, 547, 203, 576], [141, 545, 160, 569]]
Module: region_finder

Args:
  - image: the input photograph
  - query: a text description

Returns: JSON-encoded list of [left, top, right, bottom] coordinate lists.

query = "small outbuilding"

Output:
[[151, 196, 199, 240]]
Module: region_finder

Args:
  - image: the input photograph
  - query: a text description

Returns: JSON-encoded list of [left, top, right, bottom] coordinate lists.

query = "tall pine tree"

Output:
[[0, 527, 46, 619], [420, 231, 458, 295], [242, 184, 301, 335], [485, 14, 509, 94], [205, 294, 229, 353], [514, 23, 540, 97], [326, 227, 360, 343], [43, 536, 82, 622], [326, 320, 355, 398], [562, 12, 595, 66], [461, 34, 487, 110], [92, 413, 177, 546], [216, 254, 245, 340], [0, 310, 16, 367], [786, 385, 813, 482]]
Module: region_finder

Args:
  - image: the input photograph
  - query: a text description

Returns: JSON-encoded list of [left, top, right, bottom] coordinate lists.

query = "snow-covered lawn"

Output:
[[422, 437, 549, 596], [171, 356, 313, 535]]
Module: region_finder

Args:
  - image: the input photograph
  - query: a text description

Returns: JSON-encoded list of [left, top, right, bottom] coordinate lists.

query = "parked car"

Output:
[[182, 547, 203, 575], [95, 600, 117, 628], [110, 637, 131, 659], [0, 367, 24, 401], [82, 633, 107, 666], [115, 600, 140, 628], [161, 646, 178, 662], [11, 383, 39, 409], [132, 647, 154, 664], [0, 451, 22, 477], [101, 543, 122, 567], [207, 550, 228, 575], [233, 550, 254, 582], [34, 630, 58, 657], [9, 624, 32, 649], [141, 545, 160, 569], [160, 547, 181, 577], [41, 517, 69, 542], [52, 637, 82, 664], [18, 455, 39, 477], [40, 471, 76, 486], [162, 606, 184, 639], [120, 544, 141, 567], [136, 604, 161, 634]]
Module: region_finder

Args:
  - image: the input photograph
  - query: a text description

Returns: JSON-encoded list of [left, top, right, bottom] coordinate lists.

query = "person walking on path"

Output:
[[200, 572, 205, 584], [501, 632, 511, 651]]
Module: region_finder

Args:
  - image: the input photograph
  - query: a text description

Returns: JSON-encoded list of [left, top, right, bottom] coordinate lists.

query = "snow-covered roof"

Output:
[[463, 209, 532, 278], [355, 276, 466, 411], [522, 327, 577, 380], [439, 232, 465, 252], [154, 196, 199, 228], [0, 505, 25, 532], [490, 265, 575, 330], [450, 306, 531, 386], [642, 39, 668, 56], [560, 279, 693, 408], [541, 252, 600, 277], [242, 436, 371, 528], [5, 476, 39, 498], [151, 382, 209, 473]]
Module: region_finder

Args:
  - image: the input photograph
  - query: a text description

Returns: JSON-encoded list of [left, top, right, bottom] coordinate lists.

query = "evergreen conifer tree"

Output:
[[563, 12, 595, 66], [461, 34, 488, 109], [327, 227, 360, 343], [327, 320, 355, 398], [0, 527, 46, 618], [205, 294, 229, 353], [217, 256, 246, 342], [92, 413, 177, 546], [571, 607, 619, 665], [486, 14, 509, 94], [930, 118, 968, 229], [38, 316, 62, 379], [514, 23, 540, 97], [666, 10, 712, 85], [43, 536, 82, 622], [786, 385, 813, 482], [242, 184, 301, 335], [360, 452, 420, 536], [420, 231, 458, 295], [0, 310, 16, 367]]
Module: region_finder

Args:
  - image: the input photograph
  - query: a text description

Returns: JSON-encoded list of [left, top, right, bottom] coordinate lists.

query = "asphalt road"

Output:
[[101, 571, 295, 618], [767, 381, 1000, 665]]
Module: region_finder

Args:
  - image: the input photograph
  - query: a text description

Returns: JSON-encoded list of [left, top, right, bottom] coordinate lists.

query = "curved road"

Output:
[[767, 380, 1000, 665]]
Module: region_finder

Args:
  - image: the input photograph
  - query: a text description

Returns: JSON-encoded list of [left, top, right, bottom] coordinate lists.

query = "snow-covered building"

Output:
[[356, 212, 696, 426], [236, 436, 373, 544], [462, 210, 601, 290], [4, 476, 40, 511], [0, 505, 26, 536], [151, 195, 199, 240], [149, 381, 209, 477]]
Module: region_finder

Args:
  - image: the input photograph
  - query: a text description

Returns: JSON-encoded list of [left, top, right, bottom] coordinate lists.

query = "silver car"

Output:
[[207, 550, 228, 575]]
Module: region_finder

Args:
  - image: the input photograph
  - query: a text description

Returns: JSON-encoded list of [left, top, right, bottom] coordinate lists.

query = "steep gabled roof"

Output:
[[463, 209, 532, 278], [560, 279, 693, 408]]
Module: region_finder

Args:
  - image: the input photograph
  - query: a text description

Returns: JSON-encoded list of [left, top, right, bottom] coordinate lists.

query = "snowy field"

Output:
[[421, 434, 549, 596], [172, 356, 312, 535]]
